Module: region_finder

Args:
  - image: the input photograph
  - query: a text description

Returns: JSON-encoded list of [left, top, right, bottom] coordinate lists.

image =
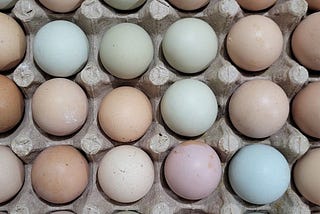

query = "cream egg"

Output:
[[39, 0, 84, 13], [0, 12, 26, 71], [236, 0, 277, 11], [229, 80, 289, 138], [168, 0, 209, 11], [32, 78, 88, 136], [31, 145, 89, 204], [103, 0, 146, 10], [98, 145, 154, 203], [227, 15, 283, 72], [98, 87, 152, 143]]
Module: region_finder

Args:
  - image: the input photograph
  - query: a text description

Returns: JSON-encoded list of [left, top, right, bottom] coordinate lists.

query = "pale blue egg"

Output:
[[228, 144, 290, 205]]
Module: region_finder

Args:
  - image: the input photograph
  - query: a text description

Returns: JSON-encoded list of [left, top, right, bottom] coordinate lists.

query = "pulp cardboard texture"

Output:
[[0, 0, 318, 213]]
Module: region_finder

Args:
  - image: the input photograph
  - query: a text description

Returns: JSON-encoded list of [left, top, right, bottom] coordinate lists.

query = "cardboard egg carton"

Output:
[[0, 0, 318, 213]]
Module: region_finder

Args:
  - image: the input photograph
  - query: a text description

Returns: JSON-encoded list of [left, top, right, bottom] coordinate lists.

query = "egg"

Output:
[[229, 80, 289, 138], [292, 12, 320, 71], [0, 75, 24, 133], [31, 145, 89, 204], [306, 0, 320, 10], [33, 20, 89, 77], [164, 141, 221, 200], [228, 144, 290, 204], [0, 12, 26, 71], [294, 148, 320, 205], [103, 0, 146, 10], [32, 78, 88, 136], [39, 0, 84, 13], [227, 15, 283, 72], [292, 82, 320, 138], [98, 87, 152, 143], [0, 146, 24, 203], [236, 0, 276, 11], [161, 79, 218, 137], [98, 145, 154, 203], [162, 18, 218, 74], [51, 212, 74, 214], [0, 0, 17, 10], [168, 0, 209, 11], [99, 23, 154, 79]]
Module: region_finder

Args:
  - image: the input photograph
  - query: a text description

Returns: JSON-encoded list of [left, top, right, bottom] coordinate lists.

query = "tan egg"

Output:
[[227, 15, 283, 72], [98, 87, 152, 143], [236, 0, 277, 11], [0, 13, 26, 71], [0, 75, 24, 133], [292, 12, 320, 71], [229, 79, 289, 138], [306, 0, 320, 10], [32, 78, 88, 136], [294, 148, 320, 205], [39, 0, 84, 13], [168, 0, 209, 11], [292, 82, 320, 138], [31, 145, 89, 204]]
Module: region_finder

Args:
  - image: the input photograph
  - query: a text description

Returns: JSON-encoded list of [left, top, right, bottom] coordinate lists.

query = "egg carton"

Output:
[[0, 0, 318, 213]]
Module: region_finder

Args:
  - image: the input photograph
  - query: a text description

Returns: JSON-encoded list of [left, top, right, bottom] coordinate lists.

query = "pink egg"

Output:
[[164, 141, 222, 200]]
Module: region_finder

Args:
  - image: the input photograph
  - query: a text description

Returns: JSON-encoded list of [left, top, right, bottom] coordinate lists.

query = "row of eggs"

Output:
[[1, 10, 320, 78]]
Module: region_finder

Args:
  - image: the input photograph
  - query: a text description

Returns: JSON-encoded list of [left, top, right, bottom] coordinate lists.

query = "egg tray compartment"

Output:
[[0, 0, 318, 213]]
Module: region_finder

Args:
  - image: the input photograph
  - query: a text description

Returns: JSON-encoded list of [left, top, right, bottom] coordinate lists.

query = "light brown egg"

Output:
[[168, 0, 209, 11], [306, 0, 320, 10], [0, 13, 26, 71], [236, 0, 277, 11], [32, 78, 88, 136], [227, 15, 283, 72], [292, 12, 320, 71], [292, 82, 320, 138], [229, 79, 289, 138], [31, 145, 89, 204], [39, 0, 84, 13], [0, 75, 24, 133], [98, 87, 152, 143], [294, 148, 320, 205]]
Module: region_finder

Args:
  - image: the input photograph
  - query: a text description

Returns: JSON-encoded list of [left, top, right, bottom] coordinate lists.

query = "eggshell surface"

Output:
[[294, 148, 320, 206], [31, 145, 89, 204], [32, 78, 88, 136], [99, 23, 153, 79], [0, 146, 24, 203], [39, 0, 84, 13], [0, 0, 17, 9], [98, 145, 154, 203], [162, 18, 218, 74], [236, 0, 276, 11], [227, 15, 283, 72], [33, 20, 89, 77], [161, 79, 218, 137], [0, 12, 26, 71], [229, 79, 289, 138], [292, 12, 320, 71], [164, 141, 221, 200], [103, 0, 146, 10], [228, 144, 290, 204], [306, 0, 320, 10], [98, 87, 152, 142], [168, 0, 209, 11], [0, 75, 24, 133]]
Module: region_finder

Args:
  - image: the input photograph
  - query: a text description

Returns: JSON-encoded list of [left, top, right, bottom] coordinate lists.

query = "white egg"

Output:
[[103, 0, 146, 10], [0, 0, 17, 10], [162, 18, 218, 74], [99, 23, 153, 79], [33, 20, 89, 77], [161, 79, 218, 137]]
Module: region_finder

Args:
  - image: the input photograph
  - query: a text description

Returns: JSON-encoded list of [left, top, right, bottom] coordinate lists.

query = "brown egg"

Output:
[[292, 12, 320, 71], [168, 0, 209, 11], [294, 148, 320, 205], [292, 82, 320, 138], [0, 75, 24, 133], [306, 0, 320, 10], [98, 86, 152, 143], [227, 15, 283, 72], [0, 13, 26, 71], [31, 145, 89, 204], [39, 0, 84, 13], [229, 79, 289, 138], [236, 0, 277, 11]]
